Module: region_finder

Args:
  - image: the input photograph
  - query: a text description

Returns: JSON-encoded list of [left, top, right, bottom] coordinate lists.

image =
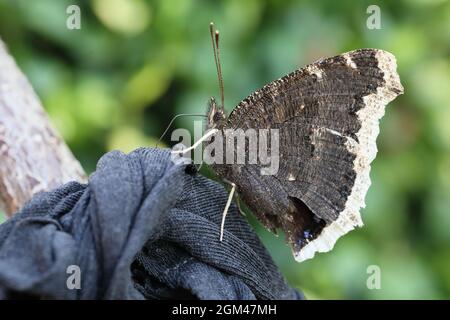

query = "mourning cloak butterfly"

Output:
[[205, 24, 403, 262]]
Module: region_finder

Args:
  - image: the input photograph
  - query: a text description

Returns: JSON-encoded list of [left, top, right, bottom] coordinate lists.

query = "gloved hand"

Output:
[[0, 148, 302, 300]]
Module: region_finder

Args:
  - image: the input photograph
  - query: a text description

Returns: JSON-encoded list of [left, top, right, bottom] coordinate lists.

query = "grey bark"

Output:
[[0, 38, 86, 216]]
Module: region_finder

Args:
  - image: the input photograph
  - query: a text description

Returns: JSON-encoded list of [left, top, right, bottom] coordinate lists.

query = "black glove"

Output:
[[0, 148, 302, 300]]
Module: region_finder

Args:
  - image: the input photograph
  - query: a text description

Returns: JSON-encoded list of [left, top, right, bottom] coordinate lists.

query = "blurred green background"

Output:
[[0, 0, 449, 299]]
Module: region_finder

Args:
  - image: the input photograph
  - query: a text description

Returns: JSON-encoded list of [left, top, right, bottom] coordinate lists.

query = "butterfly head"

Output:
[[206, 97, 226, 130]]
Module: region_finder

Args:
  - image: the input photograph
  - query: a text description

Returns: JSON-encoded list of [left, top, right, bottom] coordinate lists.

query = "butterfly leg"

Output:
[[171, 129, 218, 154], [195, 158, 204, 172], [219, 179, 236, 241], [235, 195, 246, 217]]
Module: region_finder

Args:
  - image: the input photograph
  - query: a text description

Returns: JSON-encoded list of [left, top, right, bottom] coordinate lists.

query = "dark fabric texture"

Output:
[[0, 148, 302, 300]]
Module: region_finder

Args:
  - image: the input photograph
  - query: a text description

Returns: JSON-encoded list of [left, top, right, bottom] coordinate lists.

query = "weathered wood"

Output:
[[0, 38, 86, 216]]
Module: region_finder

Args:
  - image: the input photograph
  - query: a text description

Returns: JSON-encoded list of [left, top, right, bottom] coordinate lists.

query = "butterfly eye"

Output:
[[213, 111, 223, 122]]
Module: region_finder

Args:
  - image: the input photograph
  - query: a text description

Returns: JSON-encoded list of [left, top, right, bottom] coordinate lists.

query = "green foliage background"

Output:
[[0, 0, 449, 299]]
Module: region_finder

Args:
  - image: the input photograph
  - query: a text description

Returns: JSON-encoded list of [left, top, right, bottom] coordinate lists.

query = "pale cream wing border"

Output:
[[294, 49, 404, 262]]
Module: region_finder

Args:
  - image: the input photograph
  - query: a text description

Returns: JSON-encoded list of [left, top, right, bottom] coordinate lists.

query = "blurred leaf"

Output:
[[93, 0, 151, 35], [123, 61, 171, 110], [107, 126, 160, 153]]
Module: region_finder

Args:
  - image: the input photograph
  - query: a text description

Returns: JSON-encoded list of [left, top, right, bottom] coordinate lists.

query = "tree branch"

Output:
[[0, 38, 87, 217]]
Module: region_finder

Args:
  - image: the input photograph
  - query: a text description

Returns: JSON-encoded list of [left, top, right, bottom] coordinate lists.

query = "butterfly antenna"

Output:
[[210, 22, 225, 109], [156, 113, 206, 147]]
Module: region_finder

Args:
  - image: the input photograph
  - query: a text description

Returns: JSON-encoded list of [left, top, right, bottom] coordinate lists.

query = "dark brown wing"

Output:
[[217, 49, 403, 262]]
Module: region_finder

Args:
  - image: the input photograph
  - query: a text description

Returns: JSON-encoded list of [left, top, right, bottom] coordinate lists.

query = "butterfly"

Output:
[[177, 23, 403, 262]]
